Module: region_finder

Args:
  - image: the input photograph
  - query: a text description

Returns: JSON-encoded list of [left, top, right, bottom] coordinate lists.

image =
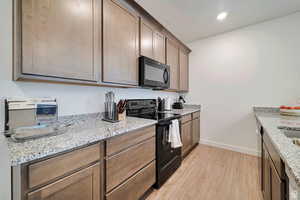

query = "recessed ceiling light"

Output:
[[217, 12, 228, 21]]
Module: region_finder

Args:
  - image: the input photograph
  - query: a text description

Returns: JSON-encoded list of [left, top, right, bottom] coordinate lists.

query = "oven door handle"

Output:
[[159, 121, 172, 126]]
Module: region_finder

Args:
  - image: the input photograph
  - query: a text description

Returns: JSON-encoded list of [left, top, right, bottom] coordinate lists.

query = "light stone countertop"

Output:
[[6, 105, 201, 167], [254, 107, 300, 187], [6, 114, 157, 166], [165, 104, 201, 116]]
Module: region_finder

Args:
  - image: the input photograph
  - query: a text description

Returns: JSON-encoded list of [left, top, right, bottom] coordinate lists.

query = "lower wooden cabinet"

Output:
[[181, 112, 201, 158], [105, 126, 156, 200], [106, 137, 155, 191], [27, 163, 101, 200], [181, 120, 192, 157], [192, 117, 200, 146], [263, 144, 271, 200], [262, 143, 285, 200], [106, 161, 155, 200]]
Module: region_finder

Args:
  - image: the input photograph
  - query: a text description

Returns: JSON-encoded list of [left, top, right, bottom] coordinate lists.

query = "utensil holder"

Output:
[[118, 112, 126, 121], [103, 102, 119, 123]]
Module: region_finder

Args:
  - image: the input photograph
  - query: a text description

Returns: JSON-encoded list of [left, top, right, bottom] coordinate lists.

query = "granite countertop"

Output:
[[166, 104, 201, 116], [6, 105, 201, 167], [254, 107, 300, 186], [6, 114, 157, 166]]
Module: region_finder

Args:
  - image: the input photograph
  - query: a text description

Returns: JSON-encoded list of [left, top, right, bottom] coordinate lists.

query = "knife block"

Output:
[[118, 112, 126, 121]]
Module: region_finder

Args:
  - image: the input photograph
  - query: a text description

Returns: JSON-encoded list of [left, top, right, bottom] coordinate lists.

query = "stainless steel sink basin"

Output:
[[278, 126, 300, 146]]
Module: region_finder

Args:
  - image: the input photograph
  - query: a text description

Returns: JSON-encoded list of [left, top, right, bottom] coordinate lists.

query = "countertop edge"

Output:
[[9, 106, 201, 167]]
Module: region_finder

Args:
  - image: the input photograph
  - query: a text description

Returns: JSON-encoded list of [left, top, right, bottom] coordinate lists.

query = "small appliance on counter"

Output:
[[158, 97, 165, 112], [103, 91, 119, 123], [172, 96, 186, 109], [3, 97, 60, 140], [164, 97, 172, 111]]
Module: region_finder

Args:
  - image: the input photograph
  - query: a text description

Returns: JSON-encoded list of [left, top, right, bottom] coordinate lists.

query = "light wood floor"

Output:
[[146, 144, 263, 200]]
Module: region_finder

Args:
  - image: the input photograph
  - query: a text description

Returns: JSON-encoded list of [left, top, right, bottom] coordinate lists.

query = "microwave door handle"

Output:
[[163, 69, 169, 84]]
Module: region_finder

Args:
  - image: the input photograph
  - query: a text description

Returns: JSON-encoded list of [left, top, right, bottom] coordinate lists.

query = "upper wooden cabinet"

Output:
[[140, 20, 165, 64], [153, 31, 166, 64], [140, 20, 154, 59], [103, 0, 139, 85], [179, 49, 189, 91], [21, 0, 100, 82], [166, 39, 180, 90], [15, 0, 190, 89]]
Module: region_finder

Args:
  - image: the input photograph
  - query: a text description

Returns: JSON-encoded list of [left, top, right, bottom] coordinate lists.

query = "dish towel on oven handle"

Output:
[[168, 119, 182, 148]]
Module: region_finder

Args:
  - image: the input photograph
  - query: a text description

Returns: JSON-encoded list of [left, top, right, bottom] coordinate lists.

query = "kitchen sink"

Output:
[[278, 126, 300, 146]]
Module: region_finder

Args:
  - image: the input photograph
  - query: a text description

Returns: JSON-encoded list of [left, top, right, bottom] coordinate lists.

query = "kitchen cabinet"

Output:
[[140, 20, 154, 59], [15, 0, 191, 89], [166, 38, 180, 90], [181, 112, 201, 158], [260, 138, 286, 200], [28, 163, 101, 200], [106, 161, 155, 200], [192, 117, 200, 146], [181, 118, 192, 157], [103, 0, 139, 85], [106, 137, 155, 191], [263, 144, 271, 200], [140, 20, 166, 64], [15, 143, 104, 200], [20, 0, 100, 82], [179, 49, 189, 91], [105, 125, 156, 199], [153, 31, 166, 64]]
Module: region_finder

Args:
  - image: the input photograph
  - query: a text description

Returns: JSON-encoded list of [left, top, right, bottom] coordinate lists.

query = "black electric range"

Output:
[[127, 99, 182, 189]]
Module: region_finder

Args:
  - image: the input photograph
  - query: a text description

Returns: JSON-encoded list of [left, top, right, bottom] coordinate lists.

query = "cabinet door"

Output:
[[22, 0, 99, 81], [153, 31, 166, 64], [181, 121, 192, 157], [271, 161, 284, 200], [192, 118, 200, 146], [179, 49, 189, 91], [166, 39, 180, 90], [103, 0, 139, 85], [140, 21, 154, 59], [28, 163, 101, 200], [263, 144, 271, 200]]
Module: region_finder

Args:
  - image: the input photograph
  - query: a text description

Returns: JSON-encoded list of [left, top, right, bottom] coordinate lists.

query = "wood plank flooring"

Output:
[[146, 144, 263, 200]]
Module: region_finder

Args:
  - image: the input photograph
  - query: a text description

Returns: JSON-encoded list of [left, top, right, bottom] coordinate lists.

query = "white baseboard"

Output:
[[199, 139, 260, 157]]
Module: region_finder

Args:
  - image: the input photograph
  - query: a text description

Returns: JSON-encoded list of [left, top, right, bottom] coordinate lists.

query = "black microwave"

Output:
[[139, 56, 170, 89]]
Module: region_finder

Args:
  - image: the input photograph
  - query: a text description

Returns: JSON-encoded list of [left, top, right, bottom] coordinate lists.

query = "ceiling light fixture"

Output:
[[217, 12, 228, 21]]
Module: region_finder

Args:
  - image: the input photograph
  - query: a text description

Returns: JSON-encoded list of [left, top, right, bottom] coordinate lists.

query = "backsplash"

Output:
[[0, 81, 179, 117]]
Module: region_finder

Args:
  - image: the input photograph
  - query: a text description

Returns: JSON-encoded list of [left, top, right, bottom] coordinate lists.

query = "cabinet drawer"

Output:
[[106, 161, 156, 200], [106, 137, 155, 192], [181, 114, 192, 124], [263, 132, 284, 179], [106, 126, 155, 156], [192, 111, 200, 119], [28, 143, 101, 189], [28, 163, 100, 200]]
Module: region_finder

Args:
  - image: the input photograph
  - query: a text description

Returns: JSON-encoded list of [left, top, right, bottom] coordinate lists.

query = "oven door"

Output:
[[139, 56, 170, 89], [156, 121, 181, 168]]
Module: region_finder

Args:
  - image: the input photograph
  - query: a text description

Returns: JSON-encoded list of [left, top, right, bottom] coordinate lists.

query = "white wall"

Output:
[[0, 1, 178, 199], [187, 12, 300, 155]]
